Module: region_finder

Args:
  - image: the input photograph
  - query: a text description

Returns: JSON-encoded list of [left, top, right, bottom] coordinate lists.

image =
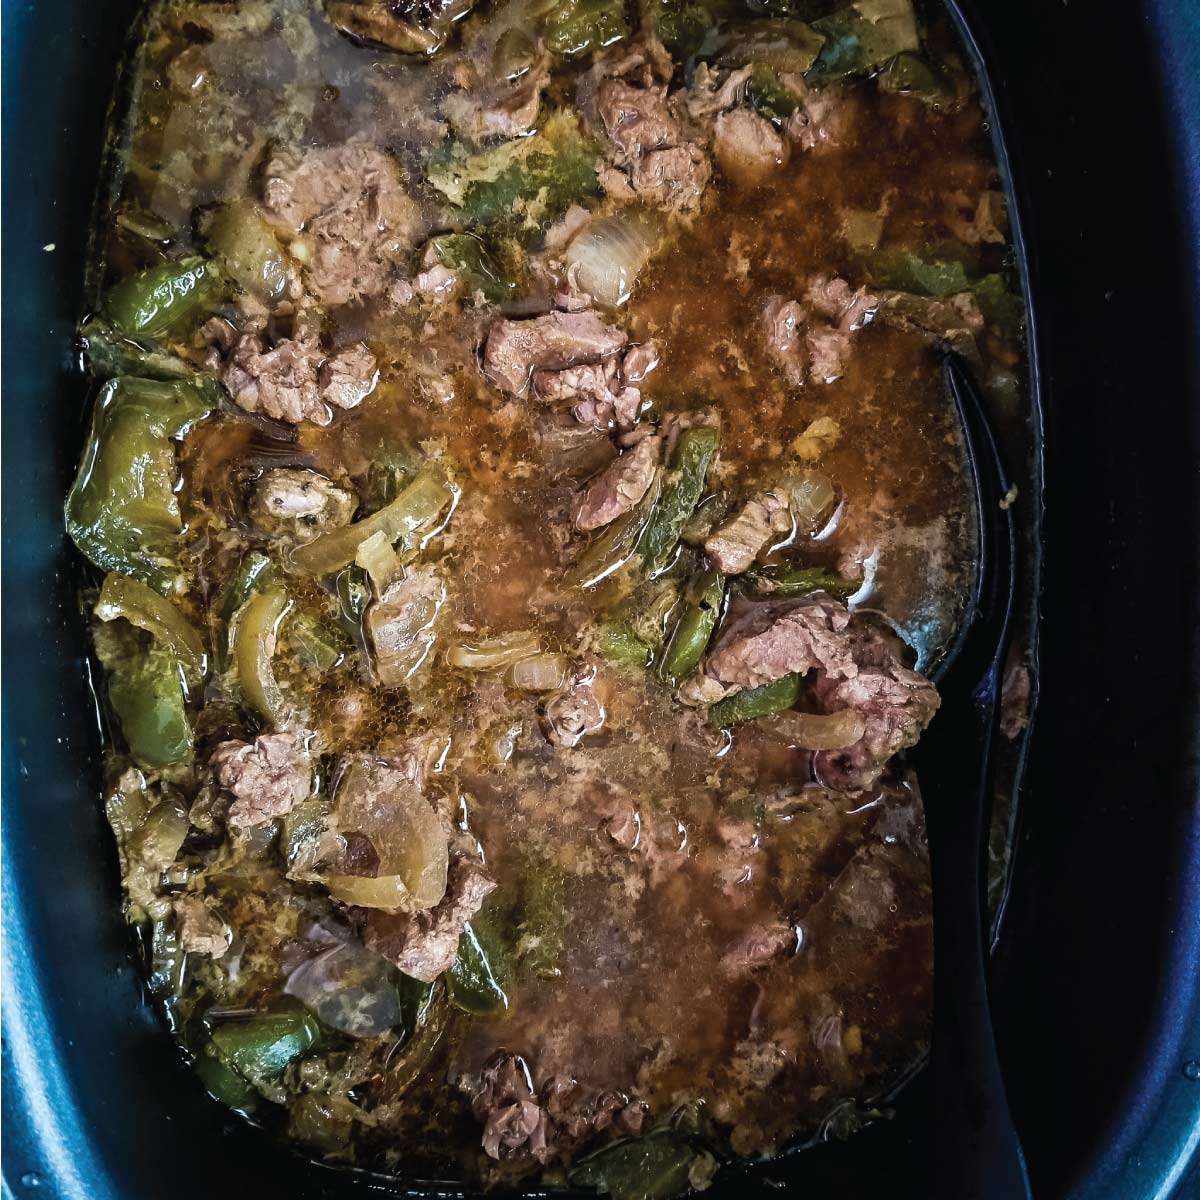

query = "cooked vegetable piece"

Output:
[[200, 200, 294, 303], [745, 62, 801, 124], [322, 757, 449, 910], [232, 588, 295, 727], [79, 318, 206, 382], [107, 649, 193, 767], [743, 564, 857, 598], [565, 210, 662, 307], [541, 0, 629, 59], [194, 1048, 259, 1110], [325, 0, 476, 56], [517, 860, 566, 978], [639, 426, 720, 577], [709, 671, 803, 726], [208, 1002, 320, 1090], [447, 631, 541, 670], [288, 610, 347, 672], [569, 468, 663, 588], [878, 51, 953, 104], [334, 565, 371, 640], [660, 569, 724, 684], [972, 272, 1024, 336], [96, 573, 206, 681], [506, 651, 568, 691], [65, 377, 217, 591], [807, 0, 919, 82], [290, 470, 456, 577], [424, 233, 520, 304], [102, 256, 221, 338], [595, 620, 653, 672], [760, 706, 866, 749], [448, 920, 510, 1014], [721, 18, 826, 76], [426, 111, 602, 234], [569, 1131, 712, 1200], [861, 246, 974, 295]]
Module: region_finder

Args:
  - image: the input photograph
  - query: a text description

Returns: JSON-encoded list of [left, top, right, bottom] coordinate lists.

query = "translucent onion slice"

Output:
[[762, 708, 866, 751], [565, 210, 662, 307]]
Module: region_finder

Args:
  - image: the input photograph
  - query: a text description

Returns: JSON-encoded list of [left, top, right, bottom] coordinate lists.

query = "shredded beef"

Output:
[[574, 435, 661, 531], [483, 311, 628, 395], [210, 732, 313, 829], [704, 491, 791, 574]]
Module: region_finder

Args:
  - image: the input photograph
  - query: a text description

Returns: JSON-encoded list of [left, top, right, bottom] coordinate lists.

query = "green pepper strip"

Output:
[[290, 470, 456, 577], [659, 569, 725, 685], [743, 564, 858, 600], [96, 572, 206, 682], [233, 588, 295, 727], [709, 671, 804, 727], [208, 1005, 320, 1091], [103, 256, 221, 339], [65, 377, 218, 592], [107, 650, 193, 768], [448, 921, 510, 1015], [639, 426, 720, 577]]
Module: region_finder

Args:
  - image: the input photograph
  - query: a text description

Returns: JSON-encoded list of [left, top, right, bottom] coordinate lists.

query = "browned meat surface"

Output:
[[483, 312, 628, 395], [174, 894, 230, 957], [573, 435, 661, 531], [248, 468, 357, 540], [222, 334, 376, 425], [210, 732, 313, 828], [706, 598, 857, 690], [596, 77, 711, 215], [704, 490, 791, 574], [812, 627, 941, 791], [762, 294, 807, 385], [445, 52, 550, 141], [359, 849, 496, 982], [261, 141, 418, 306], [713, 108, 789, 188], [466, 1052, 549, 1161]]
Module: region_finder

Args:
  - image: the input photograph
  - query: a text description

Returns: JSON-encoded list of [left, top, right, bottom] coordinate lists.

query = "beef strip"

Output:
[[483, 311, 628, 395], [704, 490, 791, 574], [713, 108, 789, 188], [359, 847, 497, 983], [445, 51, 550, 141], [811, 626, 940, 791], [174, 894, 231, 957], [596, 78, 711, 216], [222, 334, 377, 425], [210, 731, 313, 828], [573, 435, 661, 531], [248, 468, 357, 541], [706, 598, 858, 691], [260, 141, 418, 306]]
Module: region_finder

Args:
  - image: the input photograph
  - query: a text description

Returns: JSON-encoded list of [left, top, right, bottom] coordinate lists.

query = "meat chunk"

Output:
[[210, 732, 313, 829], [248, 468, 356, 541], [720, 922, 796, 975], [542, 675, 606, 747], [811, 627, 940, 791], [784, 77, 856, 151], [713, 108, 789, 188], [533, 358, 640, 430], [596, 79, 711, 216], [574, 435, 661, 531], [174, 895, 230, 958], [706, 598, 857, 690], [704, 490, 791, 574], [359, 849, 497, 983], [806, 273, 879, 331], [319, 342, 379, 409], [365, 564, 446, 687], [222, 335, 377, 425], [445, 52, 550, 141], [684, 62, 754, 119], [762, 295, 807, 386], [465, 1051, 549, 1161], [260, 141, 418, 306], [483, 311, 628, 395]]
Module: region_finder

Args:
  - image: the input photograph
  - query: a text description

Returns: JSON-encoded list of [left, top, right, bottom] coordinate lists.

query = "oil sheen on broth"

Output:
[[70, 0, 1027, 1193]]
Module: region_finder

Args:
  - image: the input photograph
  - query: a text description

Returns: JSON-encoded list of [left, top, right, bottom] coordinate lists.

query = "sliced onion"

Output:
[[447, 632, 541, 671], [285, 939, 404, 1037], [762, 708, 866, 751], [565, 210, 662, 307], [784, 471, 837, 533], [506, 652, 568, 692], [232, 588, 294, 728], [354, 529, 401, 592]]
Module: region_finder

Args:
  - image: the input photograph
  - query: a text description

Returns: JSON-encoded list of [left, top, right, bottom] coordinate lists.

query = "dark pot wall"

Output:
[[2, 2, 1197, 1198]]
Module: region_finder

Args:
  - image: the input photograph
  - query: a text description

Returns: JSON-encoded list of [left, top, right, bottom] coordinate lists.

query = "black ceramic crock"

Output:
[[3, 2, 1198, 1197]]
